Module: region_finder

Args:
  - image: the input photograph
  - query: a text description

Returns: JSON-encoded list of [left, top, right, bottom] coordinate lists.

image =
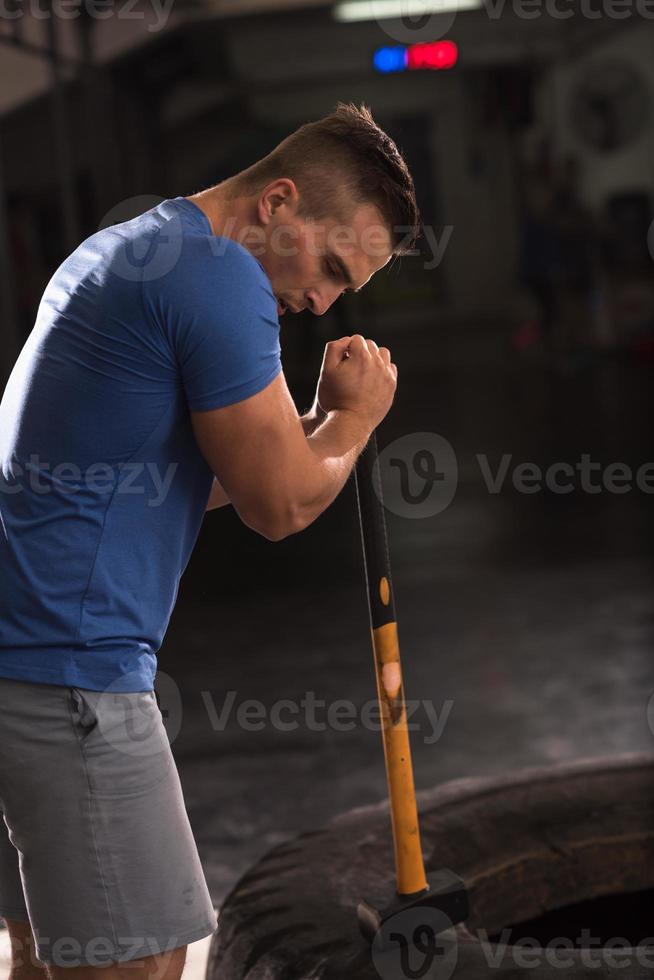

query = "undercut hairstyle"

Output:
[[230, 103, 420, 255]]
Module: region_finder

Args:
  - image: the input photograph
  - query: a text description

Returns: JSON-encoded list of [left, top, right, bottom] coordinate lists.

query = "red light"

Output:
[[407, 40, 458, 71]]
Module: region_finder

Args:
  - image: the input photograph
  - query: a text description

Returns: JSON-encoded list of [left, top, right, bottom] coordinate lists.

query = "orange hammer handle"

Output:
[[354, 430, 428, 896]]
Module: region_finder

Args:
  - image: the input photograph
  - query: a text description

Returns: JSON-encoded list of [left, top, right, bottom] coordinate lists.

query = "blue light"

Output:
[[373, 46, 408, 74]]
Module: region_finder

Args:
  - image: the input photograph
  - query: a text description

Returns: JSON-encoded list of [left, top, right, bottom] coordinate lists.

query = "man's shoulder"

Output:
[[69, 198, 267, 290], [137, 206, 276, 331], [147, 203, 270, 293], [156, 235, 273, 313]]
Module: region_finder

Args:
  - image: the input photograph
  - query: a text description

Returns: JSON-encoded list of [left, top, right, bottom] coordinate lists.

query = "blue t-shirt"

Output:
[[0, 197, 282, 692]]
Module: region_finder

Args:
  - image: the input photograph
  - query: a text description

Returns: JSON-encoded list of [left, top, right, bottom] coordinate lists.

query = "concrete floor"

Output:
[[163, 313, 654, 908]]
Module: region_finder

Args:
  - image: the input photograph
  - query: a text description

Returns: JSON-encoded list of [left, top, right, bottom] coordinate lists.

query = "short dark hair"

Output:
[[231, 103, 420, 255]]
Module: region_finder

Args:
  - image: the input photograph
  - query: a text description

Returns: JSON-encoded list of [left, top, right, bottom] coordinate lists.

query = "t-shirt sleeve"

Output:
[[146, 234, 282, 412]]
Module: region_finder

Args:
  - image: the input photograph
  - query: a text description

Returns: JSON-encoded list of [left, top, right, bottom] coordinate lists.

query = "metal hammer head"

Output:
[[357, 869, 468, 946]]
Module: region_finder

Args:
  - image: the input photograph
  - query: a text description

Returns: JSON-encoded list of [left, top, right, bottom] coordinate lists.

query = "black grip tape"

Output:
[[354, 430, 397, 630]]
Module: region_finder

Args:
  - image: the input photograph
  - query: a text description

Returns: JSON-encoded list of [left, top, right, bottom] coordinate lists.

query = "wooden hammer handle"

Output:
[[354, 431, 428, 896]]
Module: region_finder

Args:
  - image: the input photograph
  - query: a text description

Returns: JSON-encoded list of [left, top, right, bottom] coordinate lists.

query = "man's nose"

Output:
[[306, 287, 342, 316]]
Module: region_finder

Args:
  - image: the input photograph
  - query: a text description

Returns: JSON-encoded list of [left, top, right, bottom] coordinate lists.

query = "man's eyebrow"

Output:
[[329, 252, 362, 293]]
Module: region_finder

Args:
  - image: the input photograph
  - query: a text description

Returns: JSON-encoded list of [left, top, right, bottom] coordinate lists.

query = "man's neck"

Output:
[[186, 182, 255, 242]]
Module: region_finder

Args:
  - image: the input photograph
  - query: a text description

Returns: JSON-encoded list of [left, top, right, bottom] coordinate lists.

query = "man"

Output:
[[0, 103, 419, 980]]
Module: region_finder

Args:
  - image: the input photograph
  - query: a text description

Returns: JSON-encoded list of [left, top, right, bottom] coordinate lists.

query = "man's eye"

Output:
[[326, 261, 353, 292]]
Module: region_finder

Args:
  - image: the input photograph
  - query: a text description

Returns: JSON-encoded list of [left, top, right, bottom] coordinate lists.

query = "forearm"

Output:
[[290, 409, 372, 532]]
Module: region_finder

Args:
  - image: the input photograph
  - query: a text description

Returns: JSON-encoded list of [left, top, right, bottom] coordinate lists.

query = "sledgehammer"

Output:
[[353, 429, 468, 944]]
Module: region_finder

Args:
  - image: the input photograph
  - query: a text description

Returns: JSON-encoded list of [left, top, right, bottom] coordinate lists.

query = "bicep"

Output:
[[191, 372, 313, 539]]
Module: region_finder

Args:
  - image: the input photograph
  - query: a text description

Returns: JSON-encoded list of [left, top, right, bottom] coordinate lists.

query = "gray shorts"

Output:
[[0, 676, 218, 967]]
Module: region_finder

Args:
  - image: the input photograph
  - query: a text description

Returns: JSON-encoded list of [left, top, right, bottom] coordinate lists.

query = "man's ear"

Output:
[[257, 179, 298, 225]]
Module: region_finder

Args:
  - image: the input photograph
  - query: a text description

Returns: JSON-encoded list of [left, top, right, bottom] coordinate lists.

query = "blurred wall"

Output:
[[2, 8, 648, 372], [543, 20, 654, 210]]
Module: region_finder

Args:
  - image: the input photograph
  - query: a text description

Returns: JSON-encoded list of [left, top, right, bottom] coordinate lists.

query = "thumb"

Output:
[[323, 336, 353, 369]]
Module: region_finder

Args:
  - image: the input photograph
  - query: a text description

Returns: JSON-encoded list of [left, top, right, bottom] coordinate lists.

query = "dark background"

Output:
[[1, 2, 653, 905]]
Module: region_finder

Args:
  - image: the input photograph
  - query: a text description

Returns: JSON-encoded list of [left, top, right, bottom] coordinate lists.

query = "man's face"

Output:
[[255, 181, 394, 317]]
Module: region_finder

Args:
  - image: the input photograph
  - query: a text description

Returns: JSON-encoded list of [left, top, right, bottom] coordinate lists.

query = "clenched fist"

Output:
[[315, 335, 398, 431]]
